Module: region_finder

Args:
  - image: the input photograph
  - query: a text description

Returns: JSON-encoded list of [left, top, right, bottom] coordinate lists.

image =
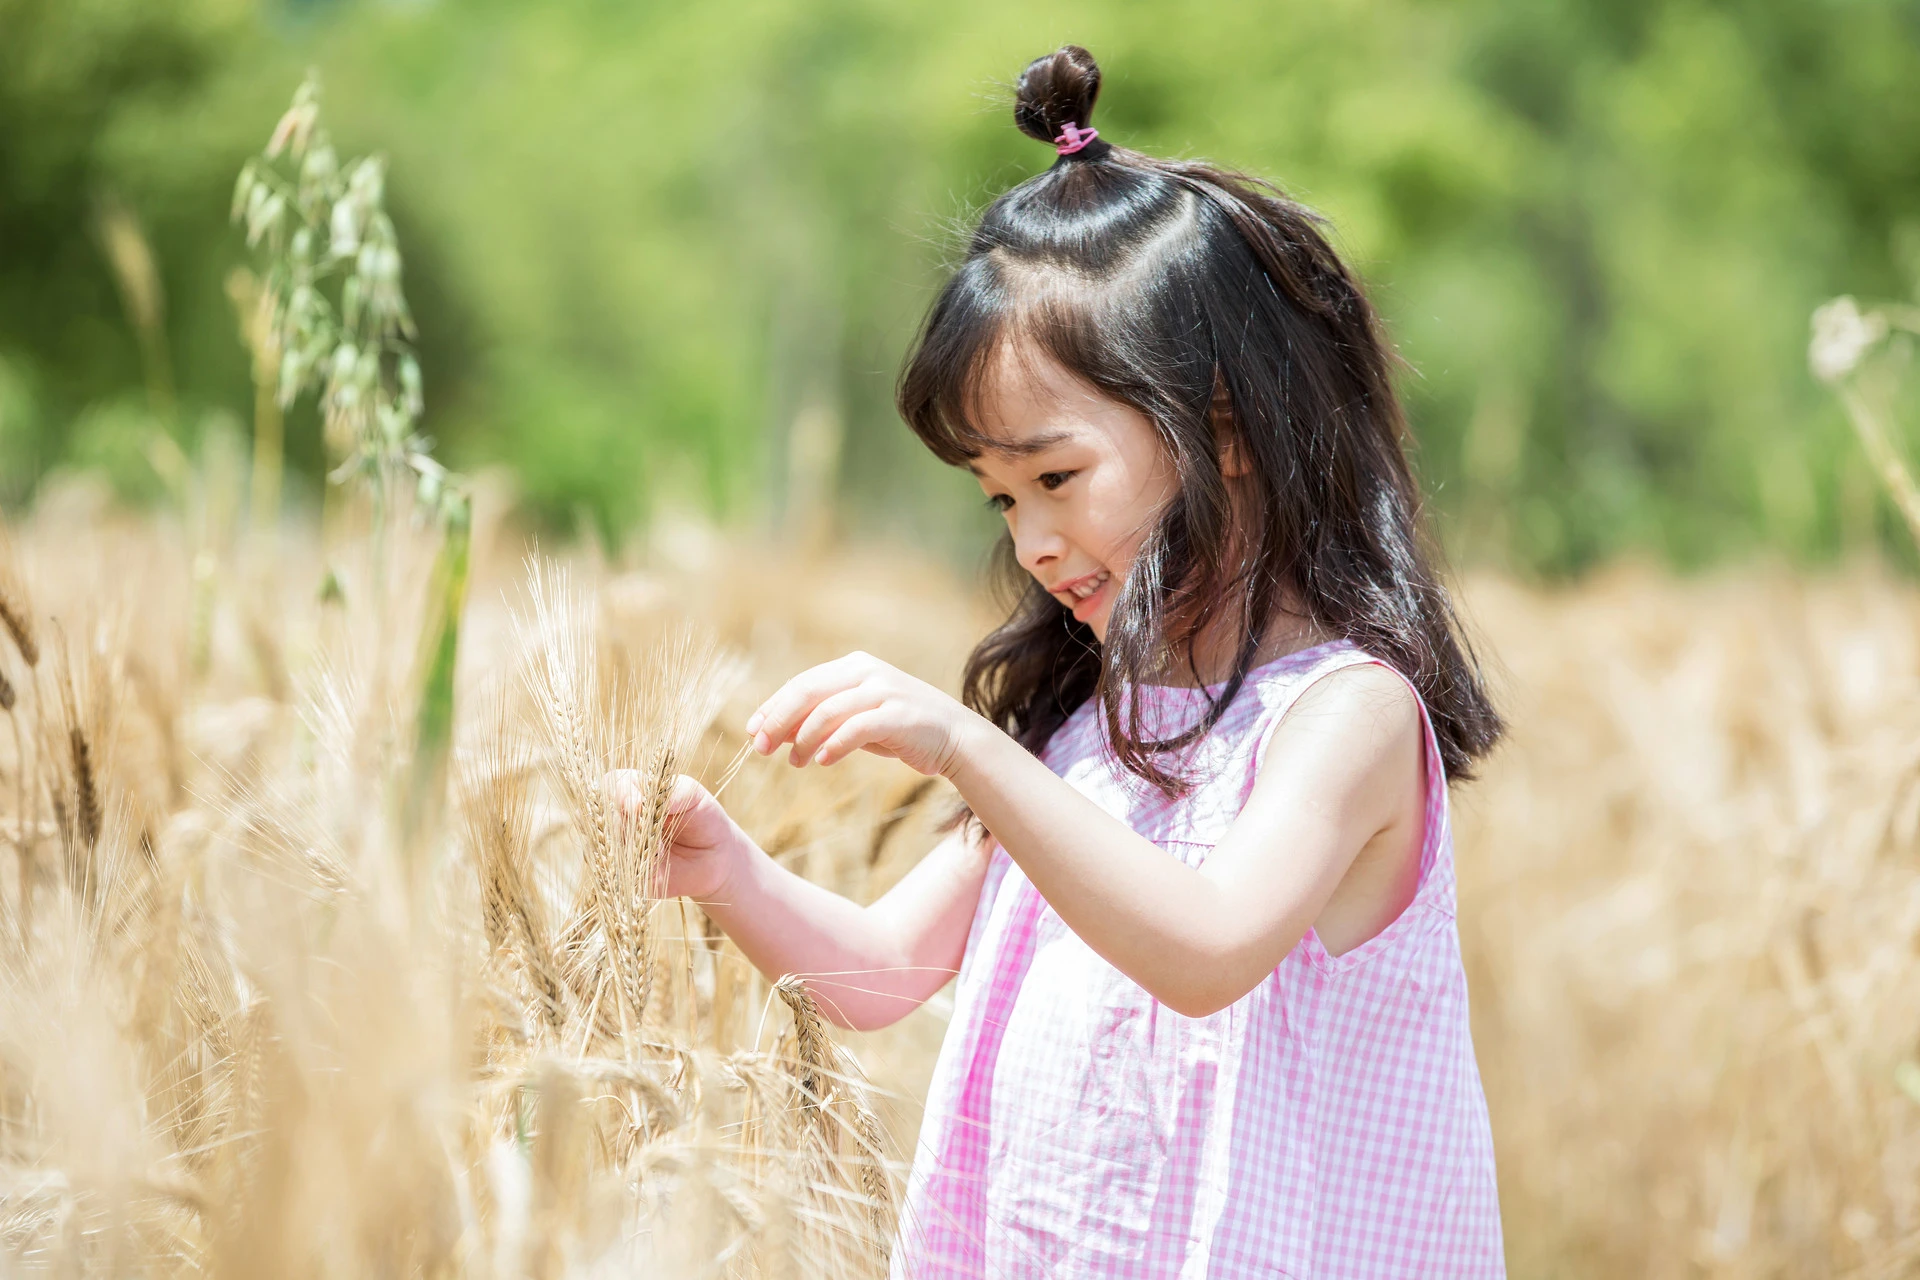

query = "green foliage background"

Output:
[[3, 0, 1919, 571]]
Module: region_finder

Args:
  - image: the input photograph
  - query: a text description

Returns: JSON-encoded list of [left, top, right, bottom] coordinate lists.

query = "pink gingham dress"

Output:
[[893, 640, 1504, 1279]]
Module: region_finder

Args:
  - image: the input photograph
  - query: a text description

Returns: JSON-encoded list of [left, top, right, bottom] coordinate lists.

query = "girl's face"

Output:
[[969, 344, 1179, 642]]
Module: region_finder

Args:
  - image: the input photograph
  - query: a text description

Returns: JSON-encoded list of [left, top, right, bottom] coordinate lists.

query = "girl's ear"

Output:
[[1211, 375, 1251, 479]]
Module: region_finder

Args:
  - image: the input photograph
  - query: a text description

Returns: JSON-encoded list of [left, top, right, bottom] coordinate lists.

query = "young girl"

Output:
[[638, 45, 1506, 1279]]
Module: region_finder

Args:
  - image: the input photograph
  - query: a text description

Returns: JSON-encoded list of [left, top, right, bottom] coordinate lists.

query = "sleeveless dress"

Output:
[[891, 640, 1504, 1279]]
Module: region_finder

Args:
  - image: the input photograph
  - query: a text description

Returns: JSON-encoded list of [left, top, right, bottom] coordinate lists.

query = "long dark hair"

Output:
[[898, 45, 1502, 790]]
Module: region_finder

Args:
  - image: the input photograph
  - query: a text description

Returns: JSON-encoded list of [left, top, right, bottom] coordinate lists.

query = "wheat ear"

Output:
[[0, 523, 39, 946], [0, 575, 36, 669], [848, 1081, 896, 1248], [774, 974, 899, 1266], [617, 743, 677, 1030], [775, 974, 835, 1121], [68, 727, 100, 852], [465, 731, 569, 1035]]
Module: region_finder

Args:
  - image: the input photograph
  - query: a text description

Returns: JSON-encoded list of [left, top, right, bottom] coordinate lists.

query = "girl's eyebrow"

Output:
[[965, 428, 1075, 474]]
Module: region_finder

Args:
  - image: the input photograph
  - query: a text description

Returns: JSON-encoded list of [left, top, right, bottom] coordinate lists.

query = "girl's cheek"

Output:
[[1099, 526, 1146, 583]]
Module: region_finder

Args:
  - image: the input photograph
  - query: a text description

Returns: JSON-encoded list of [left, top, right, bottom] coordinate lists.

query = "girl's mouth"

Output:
[[1055, 568, 1112, 621]]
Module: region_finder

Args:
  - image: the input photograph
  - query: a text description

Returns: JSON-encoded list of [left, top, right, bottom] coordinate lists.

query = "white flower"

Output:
[[1810, 296, 1887, 385]]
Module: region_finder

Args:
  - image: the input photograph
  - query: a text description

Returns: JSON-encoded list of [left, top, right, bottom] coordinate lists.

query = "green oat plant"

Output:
[[233, 73, 470, 840]]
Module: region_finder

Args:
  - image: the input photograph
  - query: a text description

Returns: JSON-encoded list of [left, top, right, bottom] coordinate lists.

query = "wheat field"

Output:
[[2, 472, 1919, 1277]]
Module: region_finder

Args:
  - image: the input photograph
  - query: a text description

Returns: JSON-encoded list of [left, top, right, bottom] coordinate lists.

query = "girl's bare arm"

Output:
[[614, 770, 991, 1032], [744, 651, 1425, 1019]]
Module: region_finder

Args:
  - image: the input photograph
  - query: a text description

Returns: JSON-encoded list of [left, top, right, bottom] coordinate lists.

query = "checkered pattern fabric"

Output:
[[891, 641, 1504, 1279]]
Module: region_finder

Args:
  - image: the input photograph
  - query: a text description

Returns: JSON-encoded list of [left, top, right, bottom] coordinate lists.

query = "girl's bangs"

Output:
[[902, 259, 1103, 466]]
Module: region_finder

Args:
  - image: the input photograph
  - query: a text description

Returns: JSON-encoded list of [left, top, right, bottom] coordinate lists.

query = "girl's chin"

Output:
[[1076, 593, 1115, 641]]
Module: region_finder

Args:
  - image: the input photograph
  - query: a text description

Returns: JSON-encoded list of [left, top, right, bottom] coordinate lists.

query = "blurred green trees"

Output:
[[2, 0, 1918, 571]]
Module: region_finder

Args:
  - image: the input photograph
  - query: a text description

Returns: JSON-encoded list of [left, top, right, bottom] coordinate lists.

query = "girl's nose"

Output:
[[1010, 510, 1067, 576]]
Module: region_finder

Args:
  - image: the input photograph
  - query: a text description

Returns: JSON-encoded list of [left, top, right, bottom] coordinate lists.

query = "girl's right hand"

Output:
[[606, 772, 744, 904]]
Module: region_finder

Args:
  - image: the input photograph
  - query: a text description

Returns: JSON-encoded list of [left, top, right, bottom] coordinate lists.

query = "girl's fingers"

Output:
[[789, 687, 887, 766], [815, 710, 889, 767], [749, 653, 880, 752], [666, 773, 710, 816], [748, 670, 840, 752], [613, 771, 708, 819]]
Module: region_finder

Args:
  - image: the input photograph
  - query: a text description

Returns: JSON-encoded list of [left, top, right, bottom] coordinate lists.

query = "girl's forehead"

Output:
[[979, 341, 1091, 418], [973, 343, 1125, 450]]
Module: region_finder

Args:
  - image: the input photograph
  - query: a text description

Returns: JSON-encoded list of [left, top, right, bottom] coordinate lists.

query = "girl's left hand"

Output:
[[746, 652, 981, 778]]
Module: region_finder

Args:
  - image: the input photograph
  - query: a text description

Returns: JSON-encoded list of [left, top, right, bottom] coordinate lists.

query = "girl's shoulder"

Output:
[[1041, 638, 1409, 775], [1243, 640, 1428, 770], [1248, 639, 1422, 725], [1252, 647, 1427, 786]]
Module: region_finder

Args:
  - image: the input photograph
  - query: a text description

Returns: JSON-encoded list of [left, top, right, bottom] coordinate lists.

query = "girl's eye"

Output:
[[985, 493, 1014, 513], [1038, 470, 1076, 491]]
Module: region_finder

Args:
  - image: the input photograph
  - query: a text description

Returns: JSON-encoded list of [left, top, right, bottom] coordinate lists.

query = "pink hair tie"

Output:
[[1053, 121, 1100, 155]]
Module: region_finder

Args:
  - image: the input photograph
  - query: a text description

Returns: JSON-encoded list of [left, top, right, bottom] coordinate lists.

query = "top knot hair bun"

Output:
[[1014, 45, 1110, 159]]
